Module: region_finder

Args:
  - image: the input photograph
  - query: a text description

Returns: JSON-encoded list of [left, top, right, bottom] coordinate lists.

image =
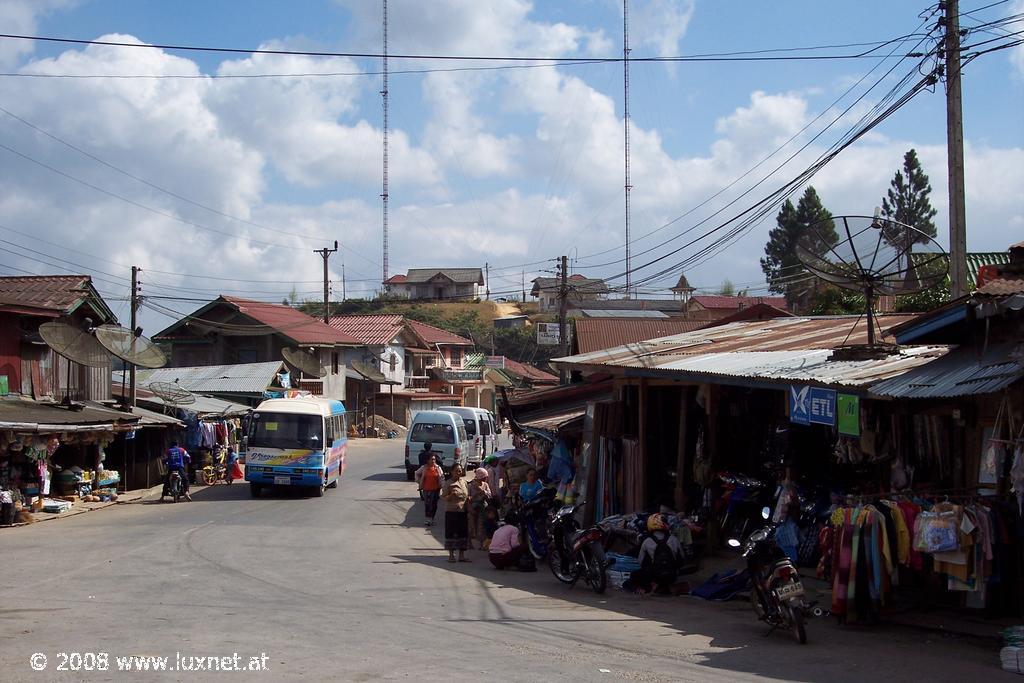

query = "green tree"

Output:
[[760, 186, 837, 310], [880, 148, 938, 250], [718, 279, 735, 296]]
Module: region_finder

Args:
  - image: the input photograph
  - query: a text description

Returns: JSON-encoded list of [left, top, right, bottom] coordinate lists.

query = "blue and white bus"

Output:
[[243, 397, 347, 497]]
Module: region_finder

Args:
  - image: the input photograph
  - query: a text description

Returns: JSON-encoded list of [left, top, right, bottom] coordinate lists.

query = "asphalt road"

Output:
[[0, 438, 1014, 682]]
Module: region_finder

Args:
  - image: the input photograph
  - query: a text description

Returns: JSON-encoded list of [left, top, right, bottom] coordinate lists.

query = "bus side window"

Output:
[[325, 417, 334, 445], [341, 414, 348, 436]]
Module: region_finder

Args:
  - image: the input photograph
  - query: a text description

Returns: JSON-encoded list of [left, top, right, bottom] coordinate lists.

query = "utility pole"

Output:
[[558, 255, 568, 384], [314, 242, 338, 324], [623, 0, 633, 299], [521, 269, 526, 303], [485, 262, 490, 300], [129, 265, 139, 409], [943, 0, 969, 298], [381, 0, 390, 284], [341, 260, 347, 302]]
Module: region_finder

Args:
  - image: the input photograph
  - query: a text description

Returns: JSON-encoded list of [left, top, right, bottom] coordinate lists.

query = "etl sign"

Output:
[[789, 385, 837, 427]]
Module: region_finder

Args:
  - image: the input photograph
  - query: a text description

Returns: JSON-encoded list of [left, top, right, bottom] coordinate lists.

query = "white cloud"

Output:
[[0, 0, 75, 68], [1012, 1, 1024, 79], [630, 0, 695, 58]]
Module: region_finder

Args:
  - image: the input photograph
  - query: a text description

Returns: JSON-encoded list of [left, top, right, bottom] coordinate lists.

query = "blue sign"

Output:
[[789, 386, 836, 427], [789, 386, 810, 425]]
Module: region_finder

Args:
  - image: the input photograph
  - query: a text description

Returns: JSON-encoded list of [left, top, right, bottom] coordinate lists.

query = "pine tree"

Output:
[[760, 186, 837, 309], [880, 148, 938, 250]]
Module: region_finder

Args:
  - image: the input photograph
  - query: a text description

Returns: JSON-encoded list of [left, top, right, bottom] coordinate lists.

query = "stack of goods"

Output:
[[41, 498, 73, 514], [605, 553, 642, 589], [1001, 626, 1024, 674]]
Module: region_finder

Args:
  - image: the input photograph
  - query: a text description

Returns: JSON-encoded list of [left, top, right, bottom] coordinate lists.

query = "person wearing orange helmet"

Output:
[[626, 513, 683, 595]]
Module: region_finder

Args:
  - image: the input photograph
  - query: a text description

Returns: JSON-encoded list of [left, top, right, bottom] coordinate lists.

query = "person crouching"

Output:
[[488, 513, 525, 570]]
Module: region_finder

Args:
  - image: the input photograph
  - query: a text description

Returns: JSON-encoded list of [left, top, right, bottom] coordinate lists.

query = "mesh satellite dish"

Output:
[[94, 324, 167, 369], [796, 214, 947, 351], [38, 321, 110, 368], [282, 347, 326, 378], [148, 381, 196, 406]]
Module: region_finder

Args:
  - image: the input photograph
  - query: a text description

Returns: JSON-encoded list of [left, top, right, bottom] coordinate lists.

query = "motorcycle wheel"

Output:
[[548, 546, 576, 584], [788, 604, 807, 644], [201, 468, 216, 486], [586, 545, 607, 594], [172, 485, 180, 504]]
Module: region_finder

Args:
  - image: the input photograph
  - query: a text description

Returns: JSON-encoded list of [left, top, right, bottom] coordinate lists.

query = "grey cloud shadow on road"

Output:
[[362, 472, 409, 482]]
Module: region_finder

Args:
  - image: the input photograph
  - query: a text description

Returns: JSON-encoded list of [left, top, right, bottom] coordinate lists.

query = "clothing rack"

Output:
[[843, 486, 1007, 505]]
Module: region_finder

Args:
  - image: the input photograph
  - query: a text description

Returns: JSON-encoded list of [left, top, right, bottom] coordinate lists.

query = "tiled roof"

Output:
[[405, 268, 484, 284], [502, 357, 558, 384], [328, 314, 405, 346], [406, 319, 473, 346], [691, 295, 788, 311], [219, 296, 360, 346], [574, 318, 706, 354], [383, 274, 407, 284], [0, 275, 115, 321], [976, 278, 1024, 296]]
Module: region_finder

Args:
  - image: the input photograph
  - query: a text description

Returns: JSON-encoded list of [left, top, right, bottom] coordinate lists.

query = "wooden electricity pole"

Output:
[[944, 0, 969, 298], [314, 241, 338, 324], [558, 255, 568, 384]]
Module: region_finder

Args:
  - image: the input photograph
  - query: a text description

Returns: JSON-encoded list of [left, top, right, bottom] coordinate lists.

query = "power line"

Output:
[[0, 32, 931, 63]]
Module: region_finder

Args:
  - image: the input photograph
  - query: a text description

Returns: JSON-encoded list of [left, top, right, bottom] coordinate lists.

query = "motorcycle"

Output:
[[728, 506, 809, 644], [167, 470, 185, 503], [548, 501, 612, 594], [515, 487, 558, 560]]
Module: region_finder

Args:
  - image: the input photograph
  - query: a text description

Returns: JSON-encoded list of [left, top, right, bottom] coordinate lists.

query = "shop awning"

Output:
[[350, 360, 401, 385], [520, 408, 586, 431], [0, 398, 139, 433], [871, 342, 1024, 398]]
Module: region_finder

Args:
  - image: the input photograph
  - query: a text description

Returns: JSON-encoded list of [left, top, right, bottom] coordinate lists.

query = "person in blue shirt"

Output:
[[518, 468, 544, 503], [160, 441, 192, 500]]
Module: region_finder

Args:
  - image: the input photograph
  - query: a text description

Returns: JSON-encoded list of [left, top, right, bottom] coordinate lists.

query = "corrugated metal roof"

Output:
[[556, 315, 944, 390], [112, 382, 250, 415], [405, 268, 483, 284], [912, 252, 1011, 287], [0, 396, 138, 431], [561, 315, 918, 366], [579, 309, 669, 318], [219, 296, 361, 346], [127, 361, 285, 396], [532, 276, 609, 294], [328, 314, 405, 346], [575, 318, 706, 354], [0, 275, 115, 321], [691, 295, 788, 310], [871, 342, 1023, 398]]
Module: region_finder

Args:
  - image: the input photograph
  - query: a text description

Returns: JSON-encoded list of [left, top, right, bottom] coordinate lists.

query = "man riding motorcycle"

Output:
[[160, 441, 192, 501]]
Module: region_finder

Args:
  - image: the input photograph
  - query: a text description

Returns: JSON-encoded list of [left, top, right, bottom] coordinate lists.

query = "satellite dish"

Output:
[[94, 325, 167, 369], [148, 381, 196, 406], [38, 321, 110, 368], [282, 347, 326, 378], [796, 215, 948, 349]]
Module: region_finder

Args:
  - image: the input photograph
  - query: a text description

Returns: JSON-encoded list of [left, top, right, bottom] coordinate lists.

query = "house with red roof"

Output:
[[154, 296, 361, 401], [382, 268, 484, 301], [687, 294, 789, 320]]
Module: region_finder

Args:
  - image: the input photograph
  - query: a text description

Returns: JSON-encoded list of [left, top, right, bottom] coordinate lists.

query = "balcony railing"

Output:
[[404, 375, 431, 390]]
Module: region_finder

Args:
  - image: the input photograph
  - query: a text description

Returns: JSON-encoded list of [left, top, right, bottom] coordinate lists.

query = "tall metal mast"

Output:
[[381, 0, 390, 284], [623, 0, 632, 298]]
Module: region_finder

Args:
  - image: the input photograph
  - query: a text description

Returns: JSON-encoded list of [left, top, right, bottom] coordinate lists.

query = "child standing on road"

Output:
[[467, 468, 492, 550], [416, 455, 444, 526]]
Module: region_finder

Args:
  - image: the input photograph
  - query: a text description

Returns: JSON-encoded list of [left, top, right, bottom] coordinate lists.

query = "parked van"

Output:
[[438, 406, 499, 467], [405, 410, 470, 480]]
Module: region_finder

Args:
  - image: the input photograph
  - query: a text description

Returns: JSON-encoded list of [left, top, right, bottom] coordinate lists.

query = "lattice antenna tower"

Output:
[[381, 0, 390, 283], [623, 0, 632, 298]]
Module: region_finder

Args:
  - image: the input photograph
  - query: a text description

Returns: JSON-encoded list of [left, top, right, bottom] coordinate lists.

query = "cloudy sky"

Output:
[[0, 0, 1021, 333]]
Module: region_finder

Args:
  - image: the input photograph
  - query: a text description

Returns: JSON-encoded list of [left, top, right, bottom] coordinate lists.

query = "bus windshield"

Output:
[[250, 412, 324, 450]]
